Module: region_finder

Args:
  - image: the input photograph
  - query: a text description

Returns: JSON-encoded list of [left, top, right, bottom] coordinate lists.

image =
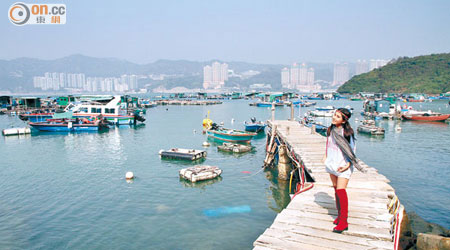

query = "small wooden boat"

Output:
[[159, 148, 207, 161], [402, 111, 450, 122], [406, 98, 424, 102], [309, 110, 334, 117], [357, 120, 385, 135], [179, 165, 222, 183], [256, 102, 272, 107], [217, 143, 252, 153], [303, 117, 328, 134], [207, 127, 256, 143], [29, 118, 110, 132], [315, 106, 335, 111], [244, 119, 266, 133]]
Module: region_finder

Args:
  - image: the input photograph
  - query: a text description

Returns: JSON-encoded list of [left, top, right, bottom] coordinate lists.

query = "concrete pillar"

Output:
[[277, 145, 291, 180], [271, 102, 275, 121]]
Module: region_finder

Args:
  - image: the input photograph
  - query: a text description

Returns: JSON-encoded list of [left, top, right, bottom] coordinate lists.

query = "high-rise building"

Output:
[[333, 62, 349, 86], [281, 63, 319, 92], [203, 62, 228, 89], [299, 63, 308, 85], [356, 60, 369, 75], [59, 73, 65, 88], [281, 67, 290, 88], [203, 65, 212, 89], [290, 63, 299, 88], [307, 68, 315, 85]]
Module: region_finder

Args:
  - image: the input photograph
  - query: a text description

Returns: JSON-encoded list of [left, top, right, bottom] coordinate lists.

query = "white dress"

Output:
[[325, 130, 355, 179]]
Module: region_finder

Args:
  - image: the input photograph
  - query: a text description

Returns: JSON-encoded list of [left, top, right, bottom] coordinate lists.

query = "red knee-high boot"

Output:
[[333, 187, 340, 225], [333, 189, 348, 233]]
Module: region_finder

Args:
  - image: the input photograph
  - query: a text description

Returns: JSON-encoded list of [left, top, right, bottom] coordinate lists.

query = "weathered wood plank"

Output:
[[270, 222, 394, 249]]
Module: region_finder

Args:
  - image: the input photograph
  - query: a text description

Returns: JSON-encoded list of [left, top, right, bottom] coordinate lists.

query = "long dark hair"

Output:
[[327, 108, 355, 143]]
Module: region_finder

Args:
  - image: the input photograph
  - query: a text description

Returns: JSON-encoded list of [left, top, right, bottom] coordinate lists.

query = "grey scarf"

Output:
[[330, 127, 367, 173]]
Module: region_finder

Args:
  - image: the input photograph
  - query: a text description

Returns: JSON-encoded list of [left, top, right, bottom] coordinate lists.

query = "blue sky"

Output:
[[2, 0, 450, 64]]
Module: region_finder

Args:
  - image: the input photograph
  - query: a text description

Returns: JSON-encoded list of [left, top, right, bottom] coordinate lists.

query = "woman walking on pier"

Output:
[[324, 108, 365, 233]]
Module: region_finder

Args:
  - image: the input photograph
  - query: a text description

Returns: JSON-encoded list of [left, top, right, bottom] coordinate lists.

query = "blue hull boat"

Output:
[[207, 128, 256, 143], [244, 121, 266, 133], [29, 121, 109, 132], [256, 102, 272, 107]]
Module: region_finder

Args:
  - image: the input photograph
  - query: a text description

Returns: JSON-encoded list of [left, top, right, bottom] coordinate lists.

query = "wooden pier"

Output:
[[254, 120, 405, 250]]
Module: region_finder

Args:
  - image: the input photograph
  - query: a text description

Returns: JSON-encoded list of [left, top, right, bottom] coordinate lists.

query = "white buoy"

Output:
[[126, 172, 134, 180], [396, 126, 402, 132], [220, 122, 224, 126], [202, 141, 210, 147], [193, 129, 196, 133], [231, 118, 235, 123]]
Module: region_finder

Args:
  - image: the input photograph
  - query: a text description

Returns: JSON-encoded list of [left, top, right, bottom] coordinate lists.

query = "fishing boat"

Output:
[[207, 125, 257, 143], [402, 111, 450, 122], [64, 95, 145, 125], [244, 118, 266, 133], [302, 116, 328, 134], [29, 118, 110, 132], [357, 120, 385, 135], [217, 143, 252, 153], [315, 106, 335, 111], [256, 102, 273, 107], [308, 110, 334, 117]]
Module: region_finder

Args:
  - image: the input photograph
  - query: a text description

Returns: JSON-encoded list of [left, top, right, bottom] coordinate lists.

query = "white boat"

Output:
[[309, 110, 334, 117], [64, 95, 144, 125]]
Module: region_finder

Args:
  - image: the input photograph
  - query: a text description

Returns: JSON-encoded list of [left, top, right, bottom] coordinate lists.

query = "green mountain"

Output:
[[338, 53, 450, 94], [0, 54, 335, 92]]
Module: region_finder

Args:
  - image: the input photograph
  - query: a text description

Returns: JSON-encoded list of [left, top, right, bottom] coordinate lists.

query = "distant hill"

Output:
[[338, 53, 450, 94], [0, 54, 335, 92]]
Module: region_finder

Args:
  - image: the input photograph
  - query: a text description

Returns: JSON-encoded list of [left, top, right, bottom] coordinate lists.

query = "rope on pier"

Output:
[[265, 125, 313, 198]]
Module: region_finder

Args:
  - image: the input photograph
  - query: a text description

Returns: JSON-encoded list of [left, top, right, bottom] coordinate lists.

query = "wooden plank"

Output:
[[273, 213, 392, 240], [263, 227, 372, 250], [254, 234, 331, 250], [270, 222, 394, 249], [281, 208, 391, 229]]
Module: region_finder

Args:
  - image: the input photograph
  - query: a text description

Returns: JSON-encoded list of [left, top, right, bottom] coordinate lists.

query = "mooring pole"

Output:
[[271, 102, 275, 121]]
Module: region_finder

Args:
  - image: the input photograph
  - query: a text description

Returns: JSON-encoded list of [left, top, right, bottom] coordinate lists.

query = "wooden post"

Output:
[[278, 145, 291, 180], [271, 102, 275, 121]]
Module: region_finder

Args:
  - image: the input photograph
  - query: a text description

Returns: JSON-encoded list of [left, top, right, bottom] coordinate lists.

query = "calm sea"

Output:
[[0, 99, 449, 249]]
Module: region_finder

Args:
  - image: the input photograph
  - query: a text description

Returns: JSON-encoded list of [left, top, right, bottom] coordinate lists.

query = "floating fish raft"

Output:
[[2, 127, 31, 136], [217, 142, 252, 153], [179, 165, 222, 182], [159, 148, 207, 161]]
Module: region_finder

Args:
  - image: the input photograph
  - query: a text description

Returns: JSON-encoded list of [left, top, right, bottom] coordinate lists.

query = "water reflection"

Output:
[[264, 170, 291, 213], [179, 176, 222, 189]]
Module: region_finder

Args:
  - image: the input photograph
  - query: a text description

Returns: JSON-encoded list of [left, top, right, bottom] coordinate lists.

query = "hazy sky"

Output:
[[2, 0, 450, 64]]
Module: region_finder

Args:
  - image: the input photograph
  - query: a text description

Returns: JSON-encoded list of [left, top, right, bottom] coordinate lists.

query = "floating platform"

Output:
[[159, 148, 207, 161], [218, 142, 252, 153], [2, 127, 31, 136], [179, 165, 222, 183]]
